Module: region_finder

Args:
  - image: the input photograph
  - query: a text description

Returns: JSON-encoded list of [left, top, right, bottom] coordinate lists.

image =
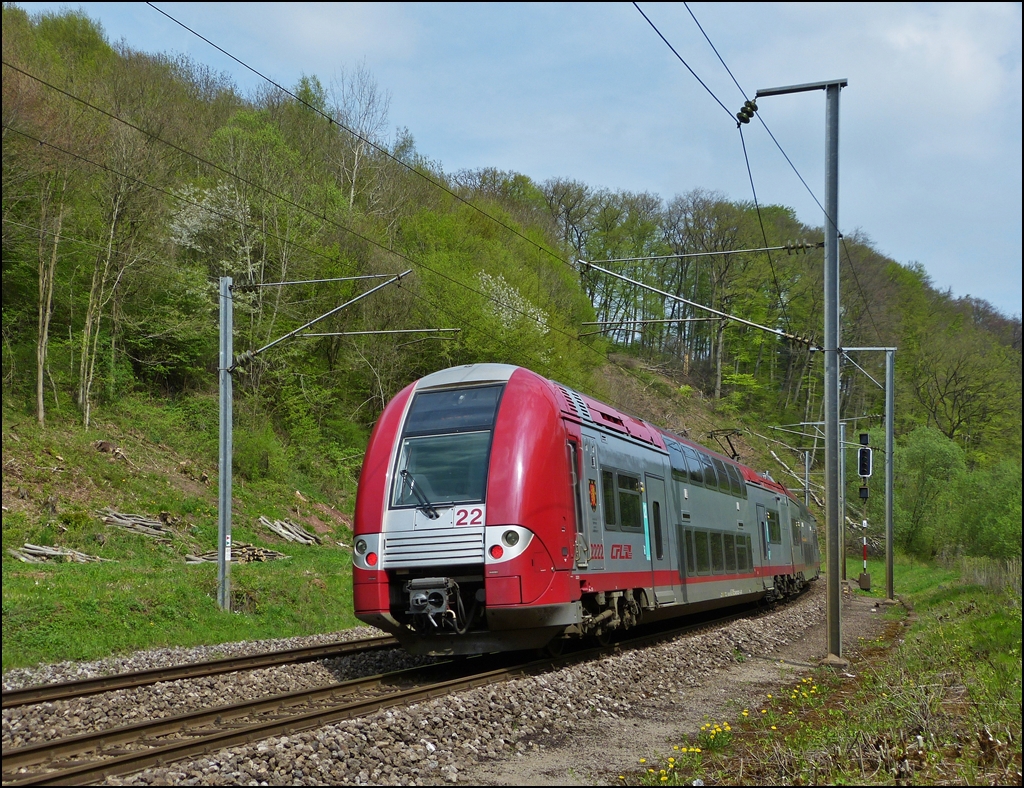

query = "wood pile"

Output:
[[7, 543, 113, 563], [99, 508, 175, 539], [258, 515, 322, 545], [185, 543, 288, 564]]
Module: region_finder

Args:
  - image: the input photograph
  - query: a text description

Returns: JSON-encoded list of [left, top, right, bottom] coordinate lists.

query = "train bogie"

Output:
[[353, 364, 820, 655]]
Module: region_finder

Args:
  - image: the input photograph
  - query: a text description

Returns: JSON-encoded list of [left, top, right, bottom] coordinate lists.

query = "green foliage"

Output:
[[960, 460, 1023, 559]]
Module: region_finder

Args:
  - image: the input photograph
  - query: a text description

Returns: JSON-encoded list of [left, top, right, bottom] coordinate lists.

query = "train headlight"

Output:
[[502, 530, 520, 547], [355, 539, 368, 555]]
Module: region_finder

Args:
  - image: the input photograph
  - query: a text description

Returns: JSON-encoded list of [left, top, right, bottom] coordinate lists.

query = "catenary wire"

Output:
[[631, 2, 735, 123], [631, 4, 793, 333], [144, 1, 574, 273], [738, 125, 793, 333], [679, 4, 884, 343]]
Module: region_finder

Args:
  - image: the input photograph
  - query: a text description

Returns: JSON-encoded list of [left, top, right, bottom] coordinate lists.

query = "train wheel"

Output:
[[594, 629, 612, 648]]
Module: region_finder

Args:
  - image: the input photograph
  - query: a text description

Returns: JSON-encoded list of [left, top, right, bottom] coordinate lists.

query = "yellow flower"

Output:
[[767, 693, 773, 698], [639, 759, 646, 764], [761, 709, 767, 714], [771, 725, 777, 730], [668, 758, 675, 763]]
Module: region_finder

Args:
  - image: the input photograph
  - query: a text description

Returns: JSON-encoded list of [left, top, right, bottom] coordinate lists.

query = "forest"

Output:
[[2, 6, 1021, 562]]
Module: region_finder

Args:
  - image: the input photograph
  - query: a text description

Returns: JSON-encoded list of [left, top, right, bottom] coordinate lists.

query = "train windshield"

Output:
[[402, 385, 503, 436], [391, 385, 503, 508]]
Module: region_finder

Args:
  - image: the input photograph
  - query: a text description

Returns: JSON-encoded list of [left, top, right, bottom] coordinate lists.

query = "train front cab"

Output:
[[352, 364, 580, 655]]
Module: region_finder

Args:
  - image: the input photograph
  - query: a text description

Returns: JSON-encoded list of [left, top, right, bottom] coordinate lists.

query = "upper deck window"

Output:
[[403, 384, 503, 436]]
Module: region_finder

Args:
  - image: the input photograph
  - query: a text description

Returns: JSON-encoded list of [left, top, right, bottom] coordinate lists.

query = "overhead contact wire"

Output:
[[680, 3, 882, 343], [632, 2, 735, 123]]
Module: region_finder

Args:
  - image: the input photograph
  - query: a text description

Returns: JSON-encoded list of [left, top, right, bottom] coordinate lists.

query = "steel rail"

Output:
[[1, 635, 398, 709], [3, 595, 805, 786]]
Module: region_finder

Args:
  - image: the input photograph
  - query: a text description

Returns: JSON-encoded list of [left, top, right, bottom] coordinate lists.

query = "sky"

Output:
[[15, 2, 1024, 318]]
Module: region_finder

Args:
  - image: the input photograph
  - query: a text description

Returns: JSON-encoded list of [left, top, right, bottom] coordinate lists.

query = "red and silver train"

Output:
[[353, 364, 819, 655]]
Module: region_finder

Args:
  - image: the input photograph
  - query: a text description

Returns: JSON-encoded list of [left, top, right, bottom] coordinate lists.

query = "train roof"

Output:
[[548, 371, 799, 504], [408, 364, 800, 506]]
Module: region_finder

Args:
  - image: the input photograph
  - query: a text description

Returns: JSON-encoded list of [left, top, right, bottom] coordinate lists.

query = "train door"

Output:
[[777, 497, 791, 571], [582, 434, 604, 570], [756, 502, 770, 586], [568, 439, 588, 569], [675, 509, 691, 605], [644, 473, 674, 605]]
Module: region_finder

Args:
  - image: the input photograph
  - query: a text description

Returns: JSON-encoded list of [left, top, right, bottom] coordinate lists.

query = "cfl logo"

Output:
[[610, 544, 633, 560]]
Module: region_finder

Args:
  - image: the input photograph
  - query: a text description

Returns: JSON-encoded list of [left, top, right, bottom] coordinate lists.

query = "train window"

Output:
[[724, 533, 737, 572], [402, 385, 503, 436], [736, 536, 748, 572], [653, 501, 664, 560], [766, 510, 782, 543], [726, 464, 745, 497], [684, 530, 695, 575], [601, 470, 617, 529], [664, 439, 687, 475], [618, 473, 643, 531], [700, 453, 719, 492], [712, 458, 731, 495], [710, 532, 725, 573], [680, 445, 704, 485], [791, 519, 802, 547], [694, 531, 710, 574], [392, 431, 491, 507]]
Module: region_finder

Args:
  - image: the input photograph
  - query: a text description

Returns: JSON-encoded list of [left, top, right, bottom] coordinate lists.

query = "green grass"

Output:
[[843, 553, 961, 597], [628, 556, 1023, 786], [2, 549, 358, 672], [2, 401, 359, 673]]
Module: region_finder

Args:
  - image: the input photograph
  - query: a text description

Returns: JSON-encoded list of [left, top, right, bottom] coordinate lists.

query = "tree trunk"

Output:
[[713, 318, 725, 400], [78, 189, 122, 429], [36, 187, 65, 426]]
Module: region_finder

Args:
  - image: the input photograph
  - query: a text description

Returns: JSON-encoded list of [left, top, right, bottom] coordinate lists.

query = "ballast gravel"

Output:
[[4, 589, 829, 786], [2, 627, 433, 749]]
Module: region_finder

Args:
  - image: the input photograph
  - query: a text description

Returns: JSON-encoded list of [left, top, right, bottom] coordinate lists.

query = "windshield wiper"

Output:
[[400, 470, 439, 519]]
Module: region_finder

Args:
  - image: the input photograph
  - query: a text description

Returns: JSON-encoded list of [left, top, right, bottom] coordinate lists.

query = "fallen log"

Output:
[[99, 507, 175, 539], [258, 515, 321, 545], [185, 543, 289, 564], [7, 543, 114, 563]]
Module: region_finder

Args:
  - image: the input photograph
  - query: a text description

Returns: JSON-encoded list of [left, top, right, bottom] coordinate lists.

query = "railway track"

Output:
[[2, 601, 786, 786], [1, 635, 399, 709]]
